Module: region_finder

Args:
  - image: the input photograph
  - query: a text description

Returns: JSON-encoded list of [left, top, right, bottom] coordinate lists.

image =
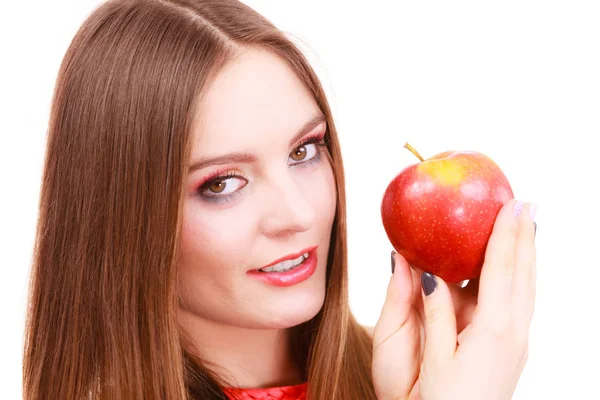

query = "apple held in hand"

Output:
[[381, 143, 514, 284]]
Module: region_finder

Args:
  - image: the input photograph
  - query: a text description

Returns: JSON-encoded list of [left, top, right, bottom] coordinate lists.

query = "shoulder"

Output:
[[362, 325, 375, 339]]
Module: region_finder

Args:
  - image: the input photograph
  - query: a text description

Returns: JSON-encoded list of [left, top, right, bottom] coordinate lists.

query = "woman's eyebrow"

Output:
[[188, 113, 326, 172], [287, 113, 326, 147]]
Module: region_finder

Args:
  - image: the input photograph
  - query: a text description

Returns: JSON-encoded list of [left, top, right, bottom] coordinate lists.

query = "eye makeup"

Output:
[[195, 130, 328, 204]]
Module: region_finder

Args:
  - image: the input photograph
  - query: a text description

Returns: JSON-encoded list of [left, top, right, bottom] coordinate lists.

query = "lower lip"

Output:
[[247, 249, 318, 287]]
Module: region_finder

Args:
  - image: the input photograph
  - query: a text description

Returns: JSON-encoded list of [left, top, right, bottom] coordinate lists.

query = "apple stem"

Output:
[[404, 142, 425, 162]]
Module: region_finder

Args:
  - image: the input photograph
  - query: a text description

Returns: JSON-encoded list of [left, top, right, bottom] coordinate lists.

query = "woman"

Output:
[[22, 0, 537, 399]]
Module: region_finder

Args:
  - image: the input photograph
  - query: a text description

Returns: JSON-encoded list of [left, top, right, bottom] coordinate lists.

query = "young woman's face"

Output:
[[178, 48, 337, 330]]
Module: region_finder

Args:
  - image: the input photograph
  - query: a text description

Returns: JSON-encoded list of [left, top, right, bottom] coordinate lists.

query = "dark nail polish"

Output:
[[534, 222, 537, 238], [421, 272, 437, 296], [391, 251, 396, 274]]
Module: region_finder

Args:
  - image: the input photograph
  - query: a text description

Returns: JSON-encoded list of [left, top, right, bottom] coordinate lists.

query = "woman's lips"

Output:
[[247, 247, 318, 287], [256, 245, 318, 271]]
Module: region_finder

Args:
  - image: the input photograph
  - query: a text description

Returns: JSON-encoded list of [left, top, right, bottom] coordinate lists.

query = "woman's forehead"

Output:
[[189, 48, 322, 162]]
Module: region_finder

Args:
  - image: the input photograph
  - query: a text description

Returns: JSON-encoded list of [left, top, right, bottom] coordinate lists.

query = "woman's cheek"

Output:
[[311, 161, 336, 211]]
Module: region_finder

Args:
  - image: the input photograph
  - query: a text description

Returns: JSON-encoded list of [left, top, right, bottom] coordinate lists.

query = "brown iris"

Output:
[[291, 145, 307, 162], [207, 180, 226, 193]]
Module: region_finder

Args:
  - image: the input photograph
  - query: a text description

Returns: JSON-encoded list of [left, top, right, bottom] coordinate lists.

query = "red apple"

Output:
[[381, 143, 514, 284]]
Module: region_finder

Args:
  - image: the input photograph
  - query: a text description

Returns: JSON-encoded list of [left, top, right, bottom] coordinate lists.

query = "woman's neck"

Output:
[[179, 309, 304, 389]]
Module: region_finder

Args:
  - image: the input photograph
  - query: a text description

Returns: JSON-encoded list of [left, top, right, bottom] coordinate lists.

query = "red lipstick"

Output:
[[247, 246, 318, 287]]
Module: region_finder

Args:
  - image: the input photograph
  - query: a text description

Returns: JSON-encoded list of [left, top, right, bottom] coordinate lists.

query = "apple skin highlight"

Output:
[[381, 145, 514, 283]]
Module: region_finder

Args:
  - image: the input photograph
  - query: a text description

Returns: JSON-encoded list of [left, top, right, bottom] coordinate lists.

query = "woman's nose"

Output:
[[259, 177, 315, 238]]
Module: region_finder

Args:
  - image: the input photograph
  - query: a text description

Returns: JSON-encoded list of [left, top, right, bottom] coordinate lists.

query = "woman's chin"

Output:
[[275, 299, 323, 327], [249, 290, 325, 330]]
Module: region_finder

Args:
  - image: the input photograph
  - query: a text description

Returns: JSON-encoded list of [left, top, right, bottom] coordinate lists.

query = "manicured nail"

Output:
[[391, 250, 396, 274], [529, 203, 538, 221], [514, 200, 524, 216], [421, 272, 437, 296]]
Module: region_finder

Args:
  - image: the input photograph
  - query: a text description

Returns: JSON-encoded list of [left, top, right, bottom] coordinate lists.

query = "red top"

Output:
[[223, 382, 308, 400]]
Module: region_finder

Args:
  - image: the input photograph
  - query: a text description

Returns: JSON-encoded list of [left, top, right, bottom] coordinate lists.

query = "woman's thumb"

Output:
[[420, 272, 457, 369]]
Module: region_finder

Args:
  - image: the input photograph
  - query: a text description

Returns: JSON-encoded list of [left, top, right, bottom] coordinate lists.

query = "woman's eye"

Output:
[[202, 176, 245, 196], [289, 143, 318, 164]]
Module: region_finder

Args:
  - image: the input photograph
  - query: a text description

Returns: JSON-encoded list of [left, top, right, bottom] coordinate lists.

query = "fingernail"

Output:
[[534, 222, 537, 238], [421, 272, 437, 296], [529, 203, 538, 221], [391, 250, 396, 274], [514, 200, 524, 216]]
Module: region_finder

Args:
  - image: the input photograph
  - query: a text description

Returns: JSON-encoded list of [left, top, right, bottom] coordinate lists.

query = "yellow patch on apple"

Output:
[[417, 160, 464, 187]]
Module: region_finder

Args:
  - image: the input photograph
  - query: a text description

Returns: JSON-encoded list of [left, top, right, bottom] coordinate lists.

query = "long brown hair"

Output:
[[23, 0, 376, 398]]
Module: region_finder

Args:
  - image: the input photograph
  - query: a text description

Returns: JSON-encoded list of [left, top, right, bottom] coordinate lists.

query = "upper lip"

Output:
[[256, 245, 318, 271]]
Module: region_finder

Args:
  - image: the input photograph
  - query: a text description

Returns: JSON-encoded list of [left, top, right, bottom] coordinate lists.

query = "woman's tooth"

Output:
[[260, 252, 309, 272]]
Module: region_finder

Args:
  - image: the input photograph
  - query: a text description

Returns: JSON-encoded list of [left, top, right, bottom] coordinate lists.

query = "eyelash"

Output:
[[197, 132, 329, 204]]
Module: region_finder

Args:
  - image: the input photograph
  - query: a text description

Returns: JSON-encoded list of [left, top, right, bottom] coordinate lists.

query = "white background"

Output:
[[2, 1, 599, 398]]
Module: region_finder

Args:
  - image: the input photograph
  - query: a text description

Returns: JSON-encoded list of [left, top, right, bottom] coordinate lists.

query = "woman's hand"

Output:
[[371, 199, 537, 400]]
